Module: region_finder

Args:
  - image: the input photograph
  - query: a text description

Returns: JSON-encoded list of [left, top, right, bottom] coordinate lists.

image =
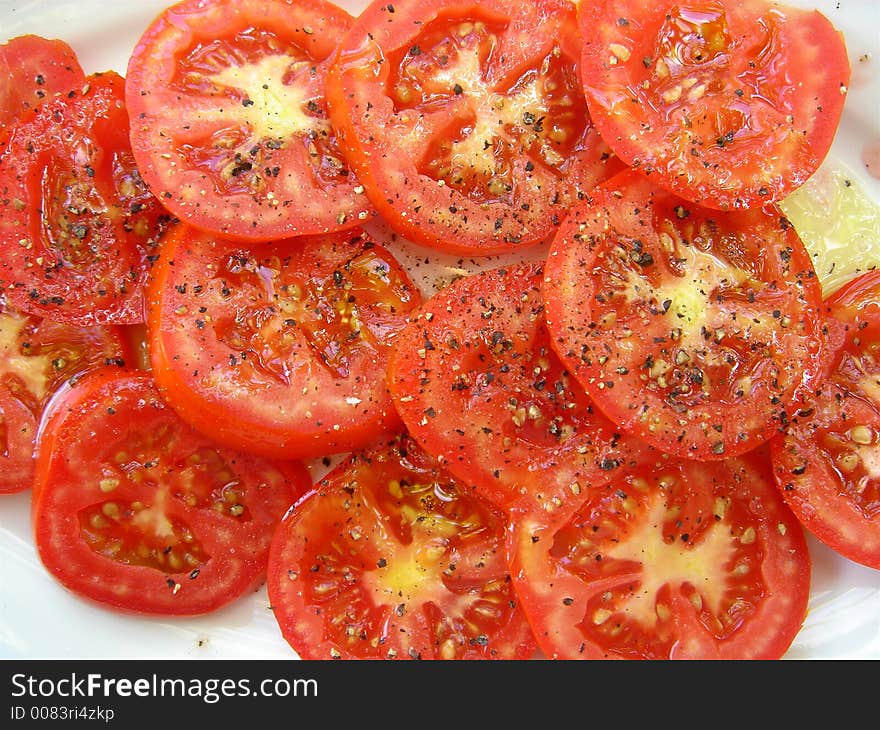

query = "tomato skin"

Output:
[[326, 0, 620, 255], [147, 223, 421, 460], [32, 368, 308, 615], [388, 261, 649, 510], [510, 447, 810, 659], [267, 434, 536, 660], [770, 271, 880, 569], [0, 295, 131, 494], [0, 71, 170, 326], [0, 35, 85, 127], [578, 0, 850, 209], [543, 169, 828, 461], [125, 0, 374, 242]]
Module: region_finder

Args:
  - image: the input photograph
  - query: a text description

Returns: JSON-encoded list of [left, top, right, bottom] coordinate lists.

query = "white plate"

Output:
[[1, 0, 879, 660]]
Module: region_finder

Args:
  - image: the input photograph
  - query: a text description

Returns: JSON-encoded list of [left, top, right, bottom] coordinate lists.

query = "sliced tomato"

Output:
[[771, 271, 880, 569], [510, 447, 810, 659], [0, 294, 130, 494], [32, 368, 308, 615], [578, 0, 850, 209], [326, 0, 620, 255], [543, 169, 828, 460], [0, 388, 36, 493], [388, 262, 648, 510], [0, 35, 85, 127], [125, 0, 374, 241], [147, 223, 421, 459], [267, 433, 536, 659], [0, 71, 171, 326]]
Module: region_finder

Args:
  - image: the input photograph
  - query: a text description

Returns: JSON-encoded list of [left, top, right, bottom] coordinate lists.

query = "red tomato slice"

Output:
[[0, 388, 36, 493], [388, 262, 649, 509], [0, 294, 130, 494], [771, 271, 880, 569], [510, 447, 810, 659], [0, 71, 171, 326], [32, 368, 308, 615], [125, 0, 374, 241], [578, 0, 850, 209], [0, 35, 85, 127], [147, 223, 421, 459], [326, 0, 620, 255], [267, 434, 536, 659], [543, 169, 828, 460]]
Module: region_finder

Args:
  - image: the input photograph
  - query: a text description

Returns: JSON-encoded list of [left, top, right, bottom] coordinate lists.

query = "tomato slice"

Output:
[[578, 0, 850, 209], [0, 389, 37, 493], [267, 433, 536, 659], [147, 223, 421, 459], [510, 447, 810, 659], [32, 368, 308, 615], [0, 71, 171, 326], [388, 261, 648, 509], [0, 294, 130, 494], [771, 271, 880, 569], [0, 35, 85, 127], [326, 0, 620, 255], [125, 0, 374, 241], [543, 169, 828, 460]]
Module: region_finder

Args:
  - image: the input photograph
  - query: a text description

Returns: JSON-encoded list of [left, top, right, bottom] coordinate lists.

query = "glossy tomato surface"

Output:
[[0, 71, 170, 325], [0, 295, 130, 494], [147, 223, 421, 459], [388, 261, 648, 510], [772, 270, 880, 569], [268, 434, 536, 659], [0, 0, 873, 664], [126, 0, 374, 241], [32, 368, 309, 615], [578, 0, 850, 209], [510, 447, 810, 659], [543, 169, 828, 460], [0, 34, 85, 127], [327, 0, 620, 254]]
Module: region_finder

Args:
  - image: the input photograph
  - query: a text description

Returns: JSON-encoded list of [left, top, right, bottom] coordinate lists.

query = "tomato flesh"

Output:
[[0, 295, 130, 494], [771, 271, 880, 569], [327, 0, 619, 254], [148, 224, 421, 459], [510, 448, 810, 659], [387, 15, 590, 204], [33, 369, 308, 614], [0, 72, 170, 325], [388, 262, 648, 510], [543, 169, 827, 460], [125, 0, 373, 240], [578, 0, 850, 209], [0, 35, 85, 127], [267, 434, 536, 659]]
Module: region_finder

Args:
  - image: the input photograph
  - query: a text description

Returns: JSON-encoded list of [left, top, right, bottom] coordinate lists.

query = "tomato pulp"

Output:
[[0, 295, 129, 494], [267, 434, 536, 659], [388, 261, 648, 510], [510, 447, 810, 659], [0, 72, 170, 325], [33, 369, 309, 614], [578, 0, 850, 209], [327, 0, 620, 254], [126, 0, 375, 241], [148, 224, 421, 459], [0, 35, 85, 127], [543, 169, 828, 460], [772, 271, 880, 569]]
